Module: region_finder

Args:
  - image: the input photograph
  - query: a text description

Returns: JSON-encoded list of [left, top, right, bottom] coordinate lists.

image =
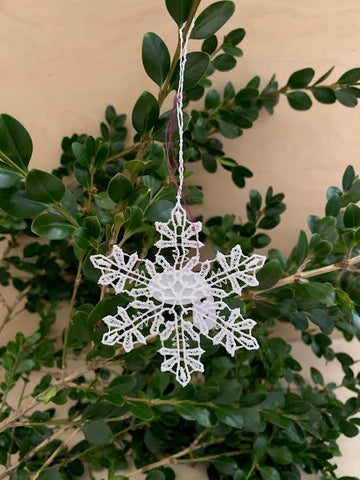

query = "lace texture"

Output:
[[90, 205, 265, 386]]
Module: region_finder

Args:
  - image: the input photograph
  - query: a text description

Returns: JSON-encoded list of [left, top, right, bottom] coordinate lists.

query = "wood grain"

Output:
[[0, 2, 359, 476]]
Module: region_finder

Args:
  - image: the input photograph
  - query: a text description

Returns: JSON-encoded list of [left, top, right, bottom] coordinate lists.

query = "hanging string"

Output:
[[176, 19, 195, 205]]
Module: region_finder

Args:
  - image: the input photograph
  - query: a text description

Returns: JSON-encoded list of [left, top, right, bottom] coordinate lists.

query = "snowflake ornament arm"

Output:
[[90, 245, 148, 294], [155, 204, 203, 253], [208, 244, 266, 295], [102, 300, 162, 351]]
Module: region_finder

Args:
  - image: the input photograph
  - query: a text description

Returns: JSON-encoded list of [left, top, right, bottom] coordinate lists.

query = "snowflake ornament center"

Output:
[[148, 269, 211, 306], [90, 205, 266, 386]]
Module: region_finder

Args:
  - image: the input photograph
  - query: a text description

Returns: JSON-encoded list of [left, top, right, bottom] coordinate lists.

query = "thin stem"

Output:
[[123, 395, 215, 408], [6, 378, 27, 467], [62, 259, 83, 381], [105, 142, 140, 164], [0, 151, 27, 177], [177, 449, 248, 464], [33, 427, 80, 480], [54, 204, 79, 227], [127, 434, 223, 478], [241, 254, 360, 299], [0, 290, 28, 335], [0, 340, 149, 435], [58, 416, 142, 469], [0, 425, 71, 479]]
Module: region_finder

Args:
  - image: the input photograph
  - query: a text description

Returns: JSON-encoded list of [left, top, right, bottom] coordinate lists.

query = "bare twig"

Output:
[[33, 427, 80, 480], [241, 254, 360, 299], [0, 425, 70, 479], [62, 259, 83, 380], [127, 434, 223, 477]]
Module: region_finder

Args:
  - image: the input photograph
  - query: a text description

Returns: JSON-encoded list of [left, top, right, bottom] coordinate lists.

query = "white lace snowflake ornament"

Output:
[[90, 205, 265, 386], [90, 21, 266, 387]]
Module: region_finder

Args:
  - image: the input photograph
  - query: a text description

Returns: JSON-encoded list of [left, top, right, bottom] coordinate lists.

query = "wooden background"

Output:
[[1, 0, 360, 252], [1, 0, 360, 476]]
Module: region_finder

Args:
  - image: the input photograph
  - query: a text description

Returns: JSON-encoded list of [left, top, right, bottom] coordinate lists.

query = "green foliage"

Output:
[[0, 1, 360, 479], [142, 33, 170, 86]]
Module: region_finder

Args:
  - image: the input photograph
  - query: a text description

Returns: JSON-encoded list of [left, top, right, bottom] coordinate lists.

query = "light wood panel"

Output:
[[1, 0, 360, 252], [0, 1, 360, 476]]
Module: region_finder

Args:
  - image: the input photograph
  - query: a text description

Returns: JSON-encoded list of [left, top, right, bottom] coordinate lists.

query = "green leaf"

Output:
[[205, 89, 220, 109], [0, 164, 21, 188], [108, 173, 133, 203], [0, 185, 44, 218], [84, 216, 101, 240], [340, 420, 358, 437], [256, 260, 283, 290], [82, 419, 113, 445], [14, 358, 35, 374], [239, 407, 265, 433], [26, 169, 65, 204], [313, 65, 334, 85], [146, 470, 166, 480], [212, 456, 238, 475], [268, 446, 293, 465], [146, 199, 173, 222], [191, 1, 235, 39], [142, 33, 170, 86], [95, 142, 110, 168], [215, 406, 244, 428], [299, 282, 335, 305], [251, 233, 271, 248], [171, 52, 210, 90], [74, 162, 91, 188], [259, 466, 281, 480], [287, 91, 312, 111], [249, 189, 262, 209], [202, 35, 218, 55], [127, 401, 154, 420], [336, 89, 357, 107], [39, 385, 57, 404], [312, 87, 336, 104], [284, 400, 311, 414], [342, 165, 355, 191], [291, 230, 308, 265], [73, 227, 90, 250], [38, 470, 62, 480], [287, 68, 315, 88], [308, 309, 334, 335], [325, 193, 341, 216], [224, 28, 246, 46], [125, 159, 153, 179], [218, 120, 240, 138], [310, 367, 324, 385], [202, 153, 217, 172], [338, 68, 360, 84], [11, 472, 31, 480], [241, 393, 266, 407], [0, 113, 33, 170], [125, 205, 144, 231], [132, 91, 159, 134], [165, 0, 193, 25], [32, 213, 75, 240], [261, 410, 291, 429], [344, 203, 360, 228], [106, 376, 137, 395], [213, 54, 236, 71], [72, 142, 90, 168]]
